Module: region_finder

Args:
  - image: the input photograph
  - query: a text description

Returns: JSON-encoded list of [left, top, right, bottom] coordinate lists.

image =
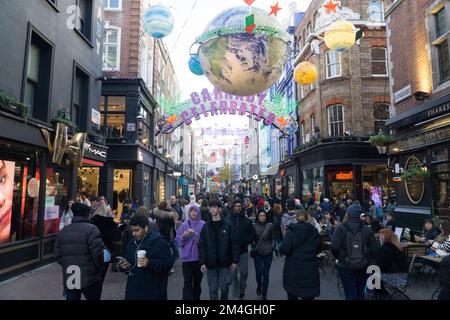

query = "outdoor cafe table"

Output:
[[400, 242, 427, 249], [418, 255, 443, 264]]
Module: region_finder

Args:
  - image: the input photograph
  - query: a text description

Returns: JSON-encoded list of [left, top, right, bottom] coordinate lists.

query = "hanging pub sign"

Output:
[[156, 88, 298, 135]]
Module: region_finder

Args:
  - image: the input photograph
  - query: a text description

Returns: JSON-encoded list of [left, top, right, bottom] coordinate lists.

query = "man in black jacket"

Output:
[[331, 204, 380, 300], [259, 201, 274, 223], [226, 198, 256, 299], [221, 196, 234, 219], [54, 203, 104, 300], [199, 199, 239, 300]]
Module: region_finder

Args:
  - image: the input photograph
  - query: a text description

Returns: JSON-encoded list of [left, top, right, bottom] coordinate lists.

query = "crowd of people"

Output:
[[53, 192, 450, 301]]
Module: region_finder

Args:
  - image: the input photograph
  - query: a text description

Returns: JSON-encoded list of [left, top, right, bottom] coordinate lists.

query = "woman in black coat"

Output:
[[279, 212, 321, 300]]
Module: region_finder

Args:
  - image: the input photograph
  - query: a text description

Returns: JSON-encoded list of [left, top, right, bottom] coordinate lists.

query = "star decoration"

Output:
[[243, 0, 256, 5], [323, 0, 338, 14], [269, 2, 282, 17]]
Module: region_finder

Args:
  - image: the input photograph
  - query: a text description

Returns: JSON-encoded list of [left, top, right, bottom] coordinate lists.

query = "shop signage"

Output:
[[427, 101, 450, 118], [91, 109, 101, 126], [389, 126, 450, 153], [127, 123, 136, 132], [83, 143, 107, 162], [27, 178, 39, 198], [336, 171, 353, 180]]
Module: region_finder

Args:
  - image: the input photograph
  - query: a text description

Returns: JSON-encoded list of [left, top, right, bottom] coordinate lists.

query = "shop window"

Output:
[[102, 26, 121, 70], [101, 96, 126, 138], [44, 167, 69, 236], [73, 66, 89, 131], [373, 103, 390, 134], [113, 169, 132, 219], [429, 3, 450, 87], [431, 148, 449, 220], [0, 157, 39, 245], [77, 167, 99, 197], [287, 175, 295, 198], [327, 105, 344, 137], [371, 48, 387, 76], [23, 30, 53, 122]]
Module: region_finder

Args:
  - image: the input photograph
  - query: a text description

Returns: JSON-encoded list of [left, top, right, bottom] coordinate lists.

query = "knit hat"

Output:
[[347, 204, 363, 222], [72, 203, 91, 217], [233, 198, 243, 206]]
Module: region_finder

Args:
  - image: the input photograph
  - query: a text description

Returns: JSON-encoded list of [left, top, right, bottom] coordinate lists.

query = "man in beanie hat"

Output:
[[226, 198, 256, 299], [331, 204, 380, 300], [54, 203, 105, 300]]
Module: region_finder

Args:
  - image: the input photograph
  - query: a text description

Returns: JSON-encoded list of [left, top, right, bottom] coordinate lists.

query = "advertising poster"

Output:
[[0, 160, 15, 244], [370, 186, 383, 207]]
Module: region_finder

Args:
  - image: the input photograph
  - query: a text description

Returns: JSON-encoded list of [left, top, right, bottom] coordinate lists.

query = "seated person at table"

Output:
[[385, 213, 397, 232], [362, 214, 382, 234], [430, 221, 450, 257], [376, 229, 409, 293], [420, 219, 440, 245]]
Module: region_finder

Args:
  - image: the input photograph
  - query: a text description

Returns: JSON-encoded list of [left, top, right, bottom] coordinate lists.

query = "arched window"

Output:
[[373, 103, 390, 134], [327, 105, 344, 137], [368, 0, 384, 22], [102, 25, 121, 70]]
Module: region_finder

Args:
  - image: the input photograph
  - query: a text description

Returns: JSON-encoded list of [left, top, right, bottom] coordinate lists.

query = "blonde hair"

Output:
[[380, 228, 402, 251]]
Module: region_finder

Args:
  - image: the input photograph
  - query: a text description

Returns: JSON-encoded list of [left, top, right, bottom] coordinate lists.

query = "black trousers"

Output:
[[182, 261, 203, 300], [64, 280, 102, 300]]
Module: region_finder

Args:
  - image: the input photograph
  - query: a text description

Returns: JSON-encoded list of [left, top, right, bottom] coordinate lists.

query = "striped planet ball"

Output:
[[142, 5, 174, 39]]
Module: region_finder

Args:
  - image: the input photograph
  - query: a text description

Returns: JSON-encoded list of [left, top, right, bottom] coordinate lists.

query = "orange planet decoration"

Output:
[[167, 115, 177, 124], [277, 117, 287, 126], [294, 61, 318, 85]]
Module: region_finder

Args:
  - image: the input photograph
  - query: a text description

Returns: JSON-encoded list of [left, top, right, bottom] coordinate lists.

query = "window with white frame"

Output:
[[368, 0, 384, 22], [300, 122, 306, 144], [103, 0, 122, 10], [428, 3, 450, 86], [326, 50, 341, 78], [327, 105, 344, 137], [310, 114, 316, 136], [371, 48, 387, 75], [102, 26, 121, 70]]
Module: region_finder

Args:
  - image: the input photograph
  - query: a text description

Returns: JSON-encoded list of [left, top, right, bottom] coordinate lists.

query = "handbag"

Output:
[[250, 224, 269, 258]]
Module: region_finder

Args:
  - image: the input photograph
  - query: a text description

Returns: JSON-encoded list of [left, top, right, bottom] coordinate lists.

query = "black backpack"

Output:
[[343, 223, 368, 270]]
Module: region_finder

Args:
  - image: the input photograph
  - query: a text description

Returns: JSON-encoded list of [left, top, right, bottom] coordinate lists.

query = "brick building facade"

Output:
[[283, 0, 393, 206], [386, 0, 450, 230]]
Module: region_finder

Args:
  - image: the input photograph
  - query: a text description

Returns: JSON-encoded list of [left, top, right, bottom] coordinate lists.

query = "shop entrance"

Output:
[[113, 169, 132, 220], [327, 167, 354, 200]]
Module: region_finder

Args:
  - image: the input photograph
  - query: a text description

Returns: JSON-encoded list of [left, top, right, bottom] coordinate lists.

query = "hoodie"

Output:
[[176, 206, 206, 262]]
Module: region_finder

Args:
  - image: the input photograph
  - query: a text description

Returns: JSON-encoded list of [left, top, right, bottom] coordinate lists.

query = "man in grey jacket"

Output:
[[54, 203, 104, 300]]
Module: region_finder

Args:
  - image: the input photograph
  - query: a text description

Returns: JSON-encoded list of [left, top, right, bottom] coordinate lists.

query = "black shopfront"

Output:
[[386, 93, 450, 232], [294, 141, 388, 206]]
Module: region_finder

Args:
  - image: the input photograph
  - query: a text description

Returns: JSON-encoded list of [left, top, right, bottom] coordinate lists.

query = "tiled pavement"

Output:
[[0, 254, 440, 300]]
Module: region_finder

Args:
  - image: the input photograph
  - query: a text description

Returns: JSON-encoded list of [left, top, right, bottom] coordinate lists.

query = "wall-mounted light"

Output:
[[413, 91, 430, 101]]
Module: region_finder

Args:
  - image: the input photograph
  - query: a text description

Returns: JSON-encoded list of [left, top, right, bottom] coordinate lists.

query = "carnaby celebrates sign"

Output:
[[157, 87, 297, 135]]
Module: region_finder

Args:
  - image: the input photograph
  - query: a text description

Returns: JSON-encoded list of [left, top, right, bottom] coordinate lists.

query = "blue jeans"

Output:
[[207, 267, 232, 300], [170, 239, 179, 261], [254, 254, 273, 297], [338, 267, 368, 300]]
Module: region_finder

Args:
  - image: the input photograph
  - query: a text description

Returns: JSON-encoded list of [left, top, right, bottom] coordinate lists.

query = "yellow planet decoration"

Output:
[[324, 19, 357, 52], [294, 61, 318, 85]]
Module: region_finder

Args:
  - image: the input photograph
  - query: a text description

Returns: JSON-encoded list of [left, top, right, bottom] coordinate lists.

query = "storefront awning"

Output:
[[0, 116, 48, 148]]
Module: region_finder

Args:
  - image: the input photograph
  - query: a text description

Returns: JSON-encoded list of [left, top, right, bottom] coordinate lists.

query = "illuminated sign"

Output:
[[336, 171, 353, 180]]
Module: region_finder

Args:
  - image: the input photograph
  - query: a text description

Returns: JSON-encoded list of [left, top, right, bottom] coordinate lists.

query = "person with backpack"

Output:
[[331, 204, 380, 300]]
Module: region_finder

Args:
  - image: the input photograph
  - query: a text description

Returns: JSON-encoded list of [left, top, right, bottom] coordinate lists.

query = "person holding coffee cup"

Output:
[[119, 215, 174, 300]]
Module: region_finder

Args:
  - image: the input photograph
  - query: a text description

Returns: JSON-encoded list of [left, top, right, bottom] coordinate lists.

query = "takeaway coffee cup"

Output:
[[137, 250, 146, 267]]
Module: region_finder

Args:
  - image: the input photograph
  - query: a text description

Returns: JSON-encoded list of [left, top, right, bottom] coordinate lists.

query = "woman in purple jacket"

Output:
[[176, 205, 206, 300]]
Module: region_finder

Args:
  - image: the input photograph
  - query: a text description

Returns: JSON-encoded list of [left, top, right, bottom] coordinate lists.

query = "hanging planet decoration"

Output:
[[294, 61, 318, 85], [324, 19, 357, 52], [188, 54, 204, 75], [194, 6, 291, 96], [142, 4, 174, 38], [210, 152, 217, 163]]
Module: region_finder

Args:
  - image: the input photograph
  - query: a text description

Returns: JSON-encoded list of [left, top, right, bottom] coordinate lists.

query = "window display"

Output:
[[44, 167, 69, 236], [0, 160, 14, 243]]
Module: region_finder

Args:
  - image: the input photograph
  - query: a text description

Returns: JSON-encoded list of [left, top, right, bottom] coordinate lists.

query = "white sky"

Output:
[[160, 0, 313, 129]]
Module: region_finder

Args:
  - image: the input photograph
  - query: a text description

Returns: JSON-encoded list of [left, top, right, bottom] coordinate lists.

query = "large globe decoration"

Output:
[[142, 5, 174, 39], [188, 54, 204, 75], [196, 7, 291, 96]]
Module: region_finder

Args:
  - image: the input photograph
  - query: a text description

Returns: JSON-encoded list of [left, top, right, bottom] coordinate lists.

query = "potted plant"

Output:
[[0, 90, 30, 121], [52, 109, 79, 133], [400, 165, 430, 181], [369, 130, 393, 154], [88, 132, 106, 145]]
